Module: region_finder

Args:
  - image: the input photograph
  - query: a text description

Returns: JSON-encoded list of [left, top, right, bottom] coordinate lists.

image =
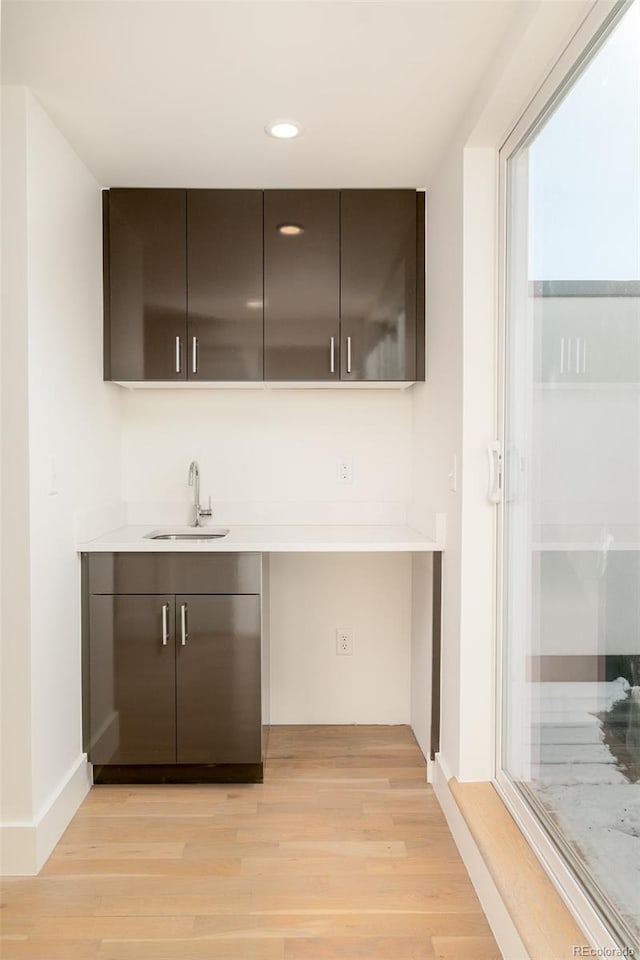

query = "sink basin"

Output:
[[144, 527, 230, 541]]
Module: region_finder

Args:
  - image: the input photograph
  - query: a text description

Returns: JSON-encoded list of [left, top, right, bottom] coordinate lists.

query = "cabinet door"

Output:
[[89, 595, 176, 764], [187, 191, 263, 381], [264, 190, 340, 380], [175, 596, 261, 763], [341, 190, 423, 381], [105, 189, 187, 381]]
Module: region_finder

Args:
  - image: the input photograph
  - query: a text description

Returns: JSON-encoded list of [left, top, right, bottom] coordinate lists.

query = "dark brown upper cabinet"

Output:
[[104, 189, 187, 381], [341, 190, 425, 382], [187, 191, 263, 381], [104, 189, 263, 382], [264, 190, 340, 381], [104, 189, 424, 384]]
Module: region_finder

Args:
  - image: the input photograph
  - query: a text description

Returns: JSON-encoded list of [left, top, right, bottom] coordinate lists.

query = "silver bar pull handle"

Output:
[[330, 336, 335, 374], [581, 338, 587, 375], [161, 603, 169, 646], [192, 336, 198, 374], [180, 603, 188, 646], [175, 336, 181, 374], [346, 336, 352, 374], [560, 337, 565, 375]]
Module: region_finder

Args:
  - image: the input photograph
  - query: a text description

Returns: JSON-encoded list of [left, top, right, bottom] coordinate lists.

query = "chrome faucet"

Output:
[[187, 460, 212, 527]]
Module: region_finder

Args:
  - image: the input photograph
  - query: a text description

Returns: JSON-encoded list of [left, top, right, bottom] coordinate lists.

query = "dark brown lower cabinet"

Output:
[[176, 595, 261, 764], [89, 595, 176, 765], [84, 553, 264, 783]]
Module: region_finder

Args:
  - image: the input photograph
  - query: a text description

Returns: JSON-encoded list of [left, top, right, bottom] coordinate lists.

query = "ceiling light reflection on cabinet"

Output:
[[277, 224, 304, 236]]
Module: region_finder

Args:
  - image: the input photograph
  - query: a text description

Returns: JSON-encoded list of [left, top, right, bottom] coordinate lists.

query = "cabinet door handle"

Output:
[[161, 603, 169, 646], [560, 337, 565, 375], [192, 336, 198, 374], [346, 336, 352, 374], [175, 336, 181, 374], [180, 603, 188, 646], [581, 338, 587, 374], [330, 336, 335, 374]]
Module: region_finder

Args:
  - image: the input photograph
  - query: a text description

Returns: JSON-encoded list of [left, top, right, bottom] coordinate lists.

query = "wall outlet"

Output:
[[337, 456, 354, 484], [336, 629, 353, 656]]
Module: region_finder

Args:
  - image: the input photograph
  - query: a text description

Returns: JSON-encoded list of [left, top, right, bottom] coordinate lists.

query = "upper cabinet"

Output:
[[104, 189, 187, 381], [104, 189, 263, 382], [104, 188, 425, 385], [187, 190, 263, 381], [264, 191, 340, 381], [341, 190, 424, 382]]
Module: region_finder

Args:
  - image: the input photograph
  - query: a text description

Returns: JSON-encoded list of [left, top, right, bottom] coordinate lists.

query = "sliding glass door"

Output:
[[500, 0, 639, 950]]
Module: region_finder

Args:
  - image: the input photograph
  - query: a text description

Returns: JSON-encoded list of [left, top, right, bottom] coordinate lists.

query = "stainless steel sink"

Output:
[[144, 527, 230, 541]]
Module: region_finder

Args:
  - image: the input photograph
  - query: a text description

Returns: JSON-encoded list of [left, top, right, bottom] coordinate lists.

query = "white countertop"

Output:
[[77, 524, 441, 553]]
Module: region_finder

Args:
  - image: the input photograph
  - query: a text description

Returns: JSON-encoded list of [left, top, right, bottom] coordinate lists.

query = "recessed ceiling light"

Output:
[[265, 119, 302, 140], [277, 224, 304, 236]]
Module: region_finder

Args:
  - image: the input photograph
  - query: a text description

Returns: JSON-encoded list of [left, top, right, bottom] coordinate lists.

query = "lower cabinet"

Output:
[[83, 553, 265, 782], [89, 594, 177, 765], [175, 595, 261, 764]]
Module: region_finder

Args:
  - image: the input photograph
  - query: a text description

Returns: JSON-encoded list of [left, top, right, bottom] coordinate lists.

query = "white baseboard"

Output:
[[431, 754, 529, 960], [0, 754, 91, 875]]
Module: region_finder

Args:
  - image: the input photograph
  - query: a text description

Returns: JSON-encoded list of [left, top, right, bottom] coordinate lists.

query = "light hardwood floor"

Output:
[[0, 726, 501, 959]]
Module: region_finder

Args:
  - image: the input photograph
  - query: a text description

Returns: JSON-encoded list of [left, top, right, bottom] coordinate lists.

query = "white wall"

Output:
[[457, 148, 500, 781], [121, 389, 414, 727], [269, 553, 411, 724], [411, 140, 465, 775], [121, 388, 412, 525], [1, 87, 34, 833], [1, 89, 122, 873]]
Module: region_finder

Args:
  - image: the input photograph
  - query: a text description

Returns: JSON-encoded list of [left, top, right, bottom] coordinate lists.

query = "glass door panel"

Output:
[[501, 1, 640, 949]]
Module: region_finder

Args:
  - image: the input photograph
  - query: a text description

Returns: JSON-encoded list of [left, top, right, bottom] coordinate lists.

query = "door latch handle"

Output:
[[487, 441, 503, 504]]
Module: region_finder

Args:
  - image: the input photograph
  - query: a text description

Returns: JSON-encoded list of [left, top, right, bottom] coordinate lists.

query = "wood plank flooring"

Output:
[[0, 726, 501, 959]]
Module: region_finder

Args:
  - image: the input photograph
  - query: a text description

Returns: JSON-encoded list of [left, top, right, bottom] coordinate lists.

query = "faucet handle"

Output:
[[200, 495, 213, 519]]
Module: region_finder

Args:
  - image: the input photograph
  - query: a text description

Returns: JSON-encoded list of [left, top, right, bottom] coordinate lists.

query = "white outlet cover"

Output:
[[337, 457, 354, 484]]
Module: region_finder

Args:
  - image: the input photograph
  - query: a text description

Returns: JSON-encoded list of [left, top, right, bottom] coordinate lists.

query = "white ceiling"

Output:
[[2, 1, 529, 187]]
